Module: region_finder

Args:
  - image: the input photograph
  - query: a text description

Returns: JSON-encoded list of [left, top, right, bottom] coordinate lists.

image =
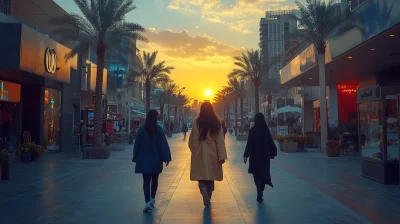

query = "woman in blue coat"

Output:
[[132, 110, 172, 213]]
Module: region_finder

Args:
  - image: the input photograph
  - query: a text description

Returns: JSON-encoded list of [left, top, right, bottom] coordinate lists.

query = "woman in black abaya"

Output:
[[243, 113, 277, 202]]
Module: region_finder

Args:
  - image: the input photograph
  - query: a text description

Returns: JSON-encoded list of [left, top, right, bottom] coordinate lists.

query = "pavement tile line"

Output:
[[272, 159, 376, 224], [224, 169, 255, 224], [154, 158, 190, 224]]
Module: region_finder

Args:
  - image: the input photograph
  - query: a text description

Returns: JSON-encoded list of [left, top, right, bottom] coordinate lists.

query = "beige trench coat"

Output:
[[188, 119, 228, 181]]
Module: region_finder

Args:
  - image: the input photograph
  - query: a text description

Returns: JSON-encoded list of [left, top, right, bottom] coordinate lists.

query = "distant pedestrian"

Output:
[[222, 121, 228, 137], [170, 122, 174, 136], [181, 123, 188, 139], [132, 110, 172, 213], [244, 113, 277, 202], [189, 102, 227, 208]]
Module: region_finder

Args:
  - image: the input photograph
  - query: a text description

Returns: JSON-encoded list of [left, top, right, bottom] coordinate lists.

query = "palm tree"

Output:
[[153, 91, 168, 121], [227, 78, 245, 134], [139, 51, 174, 113], [50, 0, 147, 146], [295, 0, 362, 151], [216, 88, 231, 126], [177, 94, 191, 125], [161, 80, 178, 137], [229, 49, 262, 114]]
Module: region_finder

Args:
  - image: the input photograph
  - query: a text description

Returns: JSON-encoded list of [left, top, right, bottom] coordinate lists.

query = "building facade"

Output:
[[0, 0, 106, 152], [280, 0, 400, 184]]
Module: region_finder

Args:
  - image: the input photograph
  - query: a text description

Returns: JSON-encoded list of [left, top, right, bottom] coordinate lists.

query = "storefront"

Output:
[[357, 86, 399, 184], [0, 23, 77, 151]]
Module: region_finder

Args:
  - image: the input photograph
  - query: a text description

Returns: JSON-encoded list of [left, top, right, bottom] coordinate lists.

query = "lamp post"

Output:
[[176, 87, 186, 131]]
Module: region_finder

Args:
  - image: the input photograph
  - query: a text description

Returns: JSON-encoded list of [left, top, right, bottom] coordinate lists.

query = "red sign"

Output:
[[337, 84, 359, 93]]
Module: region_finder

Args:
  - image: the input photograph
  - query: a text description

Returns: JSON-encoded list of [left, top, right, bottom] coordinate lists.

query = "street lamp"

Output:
[[177, 87, 186, 131]]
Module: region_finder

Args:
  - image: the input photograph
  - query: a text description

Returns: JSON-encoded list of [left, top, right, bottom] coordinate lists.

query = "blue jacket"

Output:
[[132, 125, 171, 174]]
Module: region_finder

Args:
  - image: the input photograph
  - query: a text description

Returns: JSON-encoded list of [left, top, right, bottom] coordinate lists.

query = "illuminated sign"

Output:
[[338, 84, 359, 93], [44, 47, 57, 74]]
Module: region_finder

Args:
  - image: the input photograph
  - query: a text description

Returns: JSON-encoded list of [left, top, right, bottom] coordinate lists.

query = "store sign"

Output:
[[278, 126, 288, 136], [44, 47, 57, 74], [338, 84, 359, 93], [357, 86, 381, 102]]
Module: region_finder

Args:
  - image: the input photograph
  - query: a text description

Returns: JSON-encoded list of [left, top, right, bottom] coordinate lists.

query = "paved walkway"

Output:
[[0, 134, 399, 223]]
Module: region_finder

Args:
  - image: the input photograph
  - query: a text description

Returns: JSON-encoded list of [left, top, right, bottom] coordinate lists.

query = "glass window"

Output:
[[44, 88, 62, 150], [386, 99, 399, 161], [359, 101, 383, 160]]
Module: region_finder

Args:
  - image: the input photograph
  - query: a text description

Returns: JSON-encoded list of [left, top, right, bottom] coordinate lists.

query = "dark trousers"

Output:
[[142, 173, 159, 203], [183, 132, 187, 139], [253, 174, 265, 192], [198, 180, 214, 198]]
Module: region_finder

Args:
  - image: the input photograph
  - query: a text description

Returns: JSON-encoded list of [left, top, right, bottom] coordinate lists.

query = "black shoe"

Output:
[[257, 191, 263, 202]]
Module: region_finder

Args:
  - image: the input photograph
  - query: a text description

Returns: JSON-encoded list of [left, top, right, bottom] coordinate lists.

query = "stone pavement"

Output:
[[0, 134, 399, 224]]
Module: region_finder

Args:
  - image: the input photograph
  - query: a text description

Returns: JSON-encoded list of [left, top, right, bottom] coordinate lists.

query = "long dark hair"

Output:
[[145, 109, 158, 137], [197, 102, 221, 140]]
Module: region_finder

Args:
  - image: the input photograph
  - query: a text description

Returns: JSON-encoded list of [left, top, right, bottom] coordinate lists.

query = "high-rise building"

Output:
[[259, 10, 297, 78]]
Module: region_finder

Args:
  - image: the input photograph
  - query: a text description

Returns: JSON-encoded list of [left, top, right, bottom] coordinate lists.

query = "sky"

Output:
[[54, 0, 303, 101]]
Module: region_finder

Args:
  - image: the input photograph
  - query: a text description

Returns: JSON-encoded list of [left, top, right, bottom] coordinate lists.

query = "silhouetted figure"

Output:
[[189, 102, 227, 208], [132, 110, 172, 213], [181, 123, 188, 139], [244, 113, 277, 202]]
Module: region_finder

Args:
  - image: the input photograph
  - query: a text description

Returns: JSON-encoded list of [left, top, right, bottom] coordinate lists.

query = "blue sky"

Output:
[[54, 0, 304, 100]]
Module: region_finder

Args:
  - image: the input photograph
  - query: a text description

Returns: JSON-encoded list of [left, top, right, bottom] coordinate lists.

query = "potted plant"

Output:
[[326, 140, 340, 157], [282, 135, 298, 153], [15, 143, 32, 163], [31, 143, 46, 161], [0, 149, 10, 180], [297, 135, 307, 151]]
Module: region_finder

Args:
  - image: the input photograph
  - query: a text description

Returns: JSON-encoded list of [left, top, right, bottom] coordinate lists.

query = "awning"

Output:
[[281, 23, 400, 88], [273, 106, 301, 115]]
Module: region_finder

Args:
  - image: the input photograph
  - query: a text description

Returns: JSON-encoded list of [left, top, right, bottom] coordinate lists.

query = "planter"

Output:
[[1, 162, 10, 180], [31, 153, 39, 161], [279, 142, 283, 151], [282, 142, 298, 153], [298, 143, 305, 150], [236, 135, 248, 141], [327, 146, 340, 157], [20, 153, 32, 163]]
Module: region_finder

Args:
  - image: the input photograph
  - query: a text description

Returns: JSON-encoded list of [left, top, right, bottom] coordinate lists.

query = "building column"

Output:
[[328, 85, 338, 127]]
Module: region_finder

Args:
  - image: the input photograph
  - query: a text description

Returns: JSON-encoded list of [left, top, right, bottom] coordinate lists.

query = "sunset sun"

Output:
[[205, 89, 212, 97]]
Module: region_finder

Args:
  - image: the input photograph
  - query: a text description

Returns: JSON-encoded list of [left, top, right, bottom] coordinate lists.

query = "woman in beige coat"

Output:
[[189, 102, 227, 208]]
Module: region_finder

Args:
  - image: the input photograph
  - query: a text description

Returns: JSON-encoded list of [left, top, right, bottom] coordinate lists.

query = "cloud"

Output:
[[167, 0, 296, 34], [139, 28, 245, 63]]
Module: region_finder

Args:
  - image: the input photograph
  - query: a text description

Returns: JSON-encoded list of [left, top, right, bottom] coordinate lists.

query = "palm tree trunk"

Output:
[[267, 92, 272, 125], [167, 99, 171, 137], [227, 102, 230, 127], [173, 104, 178, 133], [160, 104, 164, 121], [234, 97, 238, 135], [318, 54, 328, 153], [145, 77, 151, 113], [93, 45, 106, 147], [240, 96, 244, 128], [254, 82, 260, 113]]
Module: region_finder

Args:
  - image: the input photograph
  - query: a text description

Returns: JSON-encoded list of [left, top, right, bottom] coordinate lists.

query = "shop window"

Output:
[[44, 88, 62, 150], [386, 99, 399, 161], [0, 0, 11, 15], [359, 101, 383, 160]]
